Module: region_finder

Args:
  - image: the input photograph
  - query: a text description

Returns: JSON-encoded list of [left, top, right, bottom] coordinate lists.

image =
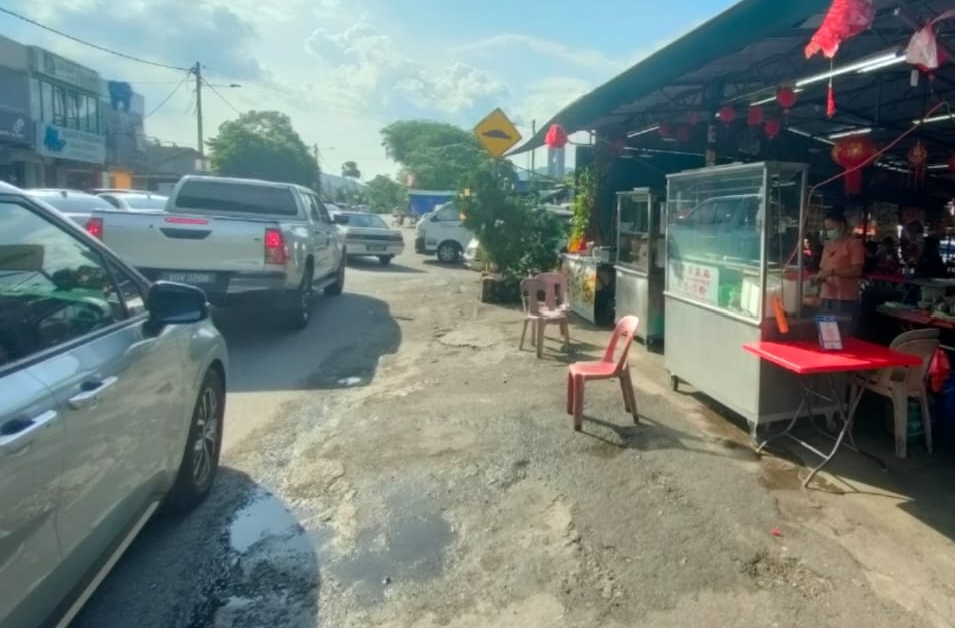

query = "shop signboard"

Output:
[[0, 110, 31, 148], [35, 122, 105, 164], [667, 260, 720, 306], [29, 47, 101, 93]]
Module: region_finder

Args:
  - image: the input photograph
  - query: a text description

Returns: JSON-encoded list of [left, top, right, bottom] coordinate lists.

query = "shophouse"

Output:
[[27, 45, 106, 188], [0, 35, 38, 186], [101, 79, 146, 188]]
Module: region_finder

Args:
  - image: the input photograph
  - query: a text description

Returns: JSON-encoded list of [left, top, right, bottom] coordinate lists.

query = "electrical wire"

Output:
[[201, 78, 242, 116], [0, 6, 189, 71], [144, 71, 192, 118]]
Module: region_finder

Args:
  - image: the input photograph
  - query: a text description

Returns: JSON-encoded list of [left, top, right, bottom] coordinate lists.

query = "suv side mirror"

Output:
[[147, 281, 208, 326], [332, 213, 349, 224]]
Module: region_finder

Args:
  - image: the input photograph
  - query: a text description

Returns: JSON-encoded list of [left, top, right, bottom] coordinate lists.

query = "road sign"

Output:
[[473, 108, 522, 158]]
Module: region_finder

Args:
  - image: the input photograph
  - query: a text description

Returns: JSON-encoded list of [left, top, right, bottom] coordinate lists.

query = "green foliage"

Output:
[[365, 174, 407, 212], [380, 119, 516, 190], [458, 166, 563, 278], [341, 160, 361, 179], [208, 110, 317, 188], [570, 167, 595, 245]]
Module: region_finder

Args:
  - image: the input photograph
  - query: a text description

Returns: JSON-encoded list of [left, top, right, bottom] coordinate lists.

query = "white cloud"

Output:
[[453, 34, 621, 75]]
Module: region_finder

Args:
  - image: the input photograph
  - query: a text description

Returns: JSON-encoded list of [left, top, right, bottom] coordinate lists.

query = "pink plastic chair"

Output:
[[520, 277, 569, 358], [535, 272, 570, 314], [566, 315, 640, 431]]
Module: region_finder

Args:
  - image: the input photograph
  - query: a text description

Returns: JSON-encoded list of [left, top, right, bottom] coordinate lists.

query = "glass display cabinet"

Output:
[[662, 162, 837, 433], [614, 188, 665, 349]]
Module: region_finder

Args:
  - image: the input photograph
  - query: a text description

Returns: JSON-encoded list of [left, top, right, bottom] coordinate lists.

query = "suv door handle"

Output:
[[68, 376, 119, 410], [0, 410, 58, 454]]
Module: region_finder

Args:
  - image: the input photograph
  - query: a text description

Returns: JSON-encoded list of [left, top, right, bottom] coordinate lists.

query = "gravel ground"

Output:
[[70, 249, 945, 628]]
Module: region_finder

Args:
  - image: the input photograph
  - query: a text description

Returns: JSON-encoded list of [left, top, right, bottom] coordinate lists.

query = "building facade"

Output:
[[0, 35, 36, 186], [101, 79, 146, 188], [27, 45, 107, 188]]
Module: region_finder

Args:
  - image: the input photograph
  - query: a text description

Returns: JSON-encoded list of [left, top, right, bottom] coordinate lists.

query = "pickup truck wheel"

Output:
[[378, 255, 393, 265], [436, 241, 461, 264], [324, 258, 345, 296], [162, 368, 224, 515], [283, 269, 314, 330]]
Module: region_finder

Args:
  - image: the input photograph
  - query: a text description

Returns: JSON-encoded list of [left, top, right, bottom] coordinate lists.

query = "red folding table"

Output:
[[743, 338, 922, 487]]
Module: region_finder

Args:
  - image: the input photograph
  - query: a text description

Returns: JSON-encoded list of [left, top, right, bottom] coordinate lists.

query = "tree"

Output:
[[341, 160, 361, 179], [365, 174, 406, 212], [208, 110, 318, 188], [380, 119, 515, 190]]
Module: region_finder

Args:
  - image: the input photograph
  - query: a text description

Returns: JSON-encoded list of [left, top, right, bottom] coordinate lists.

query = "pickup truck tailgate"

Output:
[[99, 212, 270, 273]]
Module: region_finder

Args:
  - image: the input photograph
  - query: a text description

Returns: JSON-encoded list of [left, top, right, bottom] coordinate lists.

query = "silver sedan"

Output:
[[333, 210, 405, 265], [0, 181, 228, 628]]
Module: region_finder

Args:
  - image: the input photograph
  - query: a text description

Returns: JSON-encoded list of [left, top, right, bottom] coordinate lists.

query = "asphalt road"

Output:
[[69, 248, 933, 628]]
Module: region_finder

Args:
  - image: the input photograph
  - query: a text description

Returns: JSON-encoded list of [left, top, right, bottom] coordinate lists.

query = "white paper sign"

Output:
[[668, 260, 720, 306]]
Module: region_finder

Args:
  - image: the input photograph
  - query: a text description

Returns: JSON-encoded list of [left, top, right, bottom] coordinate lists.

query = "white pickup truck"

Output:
[[84, 175, 347, 330]]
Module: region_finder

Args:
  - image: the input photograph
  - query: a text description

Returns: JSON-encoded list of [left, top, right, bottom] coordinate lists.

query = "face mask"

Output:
[[826, 229, 841, 240]]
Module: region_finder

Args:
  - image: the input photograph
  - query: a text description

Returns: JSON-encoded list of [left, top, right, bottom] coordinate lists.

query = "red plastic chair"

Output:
[[566, 315, 640, 431]]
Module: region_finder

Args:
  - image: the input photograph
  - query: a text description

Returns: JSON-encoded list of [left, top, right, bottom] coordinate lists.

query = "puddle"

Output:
[[230, 490, 317, 554], [331, 512, 455, 605], [759, 462, 846, 494]]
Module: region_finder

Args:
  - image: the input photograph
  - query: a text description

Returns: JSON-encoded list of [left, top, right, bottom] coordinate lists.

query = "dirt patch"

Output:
[[741, 549, 833, 599]]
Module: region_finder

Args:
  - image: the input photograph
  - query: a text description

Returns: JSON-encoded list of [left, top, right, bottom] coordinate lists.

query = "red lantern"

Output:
[[764, 119, 781, 139], [747, 106, 764, 126], [776, 87, 798, 111], [832, 134, 878, 194], [544, 124, 568, 149], [717, 106, 736, 124], [676, 125, 692, 142], [657, 123, 673, 139]]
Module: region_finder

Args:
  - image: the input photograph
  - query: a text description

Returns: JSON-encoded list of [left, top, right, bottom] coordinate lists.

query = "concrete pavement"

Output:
[[70, 249, 953, 627]]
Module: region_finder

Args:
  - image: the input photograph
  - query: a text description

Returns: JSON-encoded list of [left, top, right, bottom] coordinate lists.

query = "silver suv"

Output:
[[0, 181, 229, 627]]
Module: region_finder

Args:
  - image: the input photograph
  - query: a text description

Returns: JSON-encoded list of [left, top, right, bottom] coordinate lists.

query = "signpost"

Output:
[[473, 108, 522, 158]]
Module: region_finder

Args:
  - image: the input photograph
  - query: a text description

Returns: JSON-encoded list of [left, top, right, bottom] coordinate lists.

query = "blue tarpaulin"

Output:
[[408, 190, 455, 216]]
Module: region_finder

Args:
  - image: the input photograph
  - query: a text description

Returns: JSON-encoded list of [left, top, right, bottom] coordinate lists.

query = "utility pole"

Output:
[[530, 119, 536, 190], [313, 143, 321, 191], [193, 61, 204, 163]]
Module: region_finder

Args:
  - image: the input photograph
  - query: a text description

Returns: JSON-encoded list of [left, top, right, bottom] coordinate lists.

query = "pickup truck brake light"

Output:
[[264, 228, 288, 265], [85, 217, 103, 239]]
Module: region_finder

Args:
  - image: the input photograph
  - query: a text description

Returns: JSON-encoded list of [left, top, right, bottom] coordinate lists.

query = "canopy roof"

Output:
[[515, 0, 955, 173]]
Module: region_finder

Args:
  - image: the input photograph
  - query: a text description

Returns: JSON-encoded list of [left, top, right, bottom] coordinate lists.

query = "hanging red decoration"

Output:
[[907, 140, 929, 188], [776, 87, 797, 111], [907, 10, 955, 74], [831, 134, 878, 194], [764, 119, 781, 139], [947, 153, 955, 175], [544, 124, 569, 149], [747, 106, 765, 126], [716, 106, 736, 124], [657, 123, 673, 139], [676, 125, 692, 142], [805, 0, 875, 59]]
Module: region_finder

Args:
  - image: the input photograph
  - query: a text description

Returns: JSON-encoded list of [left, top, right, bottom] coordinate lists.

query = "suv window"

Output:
[[174, 180, 298, 215], [304, 193, 331, 223], [434, 205, 459, 221], [0, 201, 133, 368]]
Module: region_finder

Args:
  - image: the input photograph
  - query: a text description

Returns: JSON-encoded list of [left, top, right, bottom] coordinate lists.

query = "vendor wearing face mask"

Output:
[[816, 211, 865, 334]]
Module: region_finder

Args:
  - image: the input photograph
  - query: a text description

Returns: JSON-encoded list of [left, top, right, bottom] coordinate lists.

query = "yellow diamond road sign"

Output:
[[473, 108, 522, 158]]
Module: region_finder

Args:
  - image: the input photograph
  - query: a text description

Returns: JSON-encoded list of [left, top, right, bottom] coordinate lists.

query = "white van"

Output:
[[414, 202, 474, 263]]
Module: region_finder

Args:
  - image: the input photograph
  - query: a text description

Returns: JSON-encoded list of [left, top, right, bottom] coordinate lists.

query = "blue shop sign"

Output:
[[0, 110, 31, 148], [35, 122, 105, 164]]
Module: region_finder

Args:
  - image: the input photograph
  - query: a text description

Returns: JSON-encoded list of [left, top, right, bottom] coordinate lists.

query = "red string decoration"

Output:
[[805, 0, 874, 59]]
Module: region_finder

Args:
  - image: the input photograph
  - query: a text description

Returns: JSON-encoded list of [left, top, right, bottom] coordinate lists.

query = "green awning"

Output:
[[509, 0, 831, 155]]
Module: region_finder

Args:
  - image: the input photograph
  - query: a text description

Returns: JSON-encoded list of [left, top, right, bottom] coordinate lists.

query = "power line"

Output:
[[0, 6, 188, 71], [201, 77, 242, 116], [144, 71, 191, 118]]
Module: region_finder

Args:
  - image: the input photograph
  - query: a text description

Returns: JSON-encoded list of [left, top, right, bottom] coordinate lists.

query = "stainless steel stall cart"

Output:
[[614, 188, 665, 349], [662, 161, 838, 435]]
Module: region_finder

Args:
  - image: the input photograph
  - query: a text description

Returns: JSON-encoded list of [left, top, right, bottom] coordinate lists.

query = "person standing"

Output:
[[816, 211, 865, 335]]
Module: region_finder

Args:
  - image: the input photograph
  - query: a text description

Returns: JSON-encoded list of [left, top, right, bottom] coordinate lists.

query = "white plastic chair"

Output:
[[519, 276, 569, 358], [850, 328, 939, 458]]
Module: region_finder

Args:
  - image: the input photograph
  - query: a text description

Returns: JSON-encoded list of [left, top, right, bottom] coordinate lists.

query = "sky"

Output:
[[0, 0, 738, 180]]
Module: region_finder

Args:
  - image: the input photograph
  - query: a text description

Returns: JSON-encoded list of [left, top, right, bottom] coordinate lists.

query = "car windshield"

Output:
[[114, 194, 167, 209], [27, 191, 113, 213], [344, 213, 388, 228], [174, 180, 298, 215]]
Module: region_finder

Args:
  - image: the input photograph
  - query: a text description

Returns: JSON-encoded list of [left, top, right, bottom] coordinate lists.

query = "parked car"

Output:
[[463, 207, 573, 270], [24, 188, 115, 224], [331, 210, 404, 264], [97, 190, 168, 211], [84, 175, 347, 330], [415, 202, 473, 263], [0, 180, 228, 628]]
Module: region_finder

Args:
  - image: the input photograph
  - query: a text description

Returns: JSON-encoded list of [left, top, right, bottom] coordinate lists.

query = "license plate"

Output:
[[367, 246, 386, 252], [161, 272, 215, 284]]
